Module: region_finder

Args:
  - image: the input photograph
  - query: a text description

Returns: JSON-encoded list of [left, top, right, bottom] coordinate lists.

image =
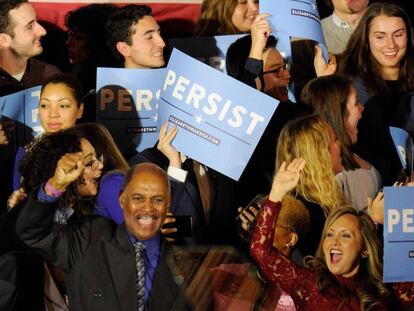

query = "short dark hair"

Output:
[[120, 163, 170, 198], [41, 73, 84, 105], [65, 3, 117, 65], [226, 35, 277, 82], [105, 4, 152, 62], [0, 0, 27, 35]]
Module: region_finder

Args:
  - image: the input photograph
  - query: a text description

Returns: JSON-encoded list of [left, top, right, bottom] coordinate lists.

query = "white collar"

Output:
[[331, 12, 351, 29]]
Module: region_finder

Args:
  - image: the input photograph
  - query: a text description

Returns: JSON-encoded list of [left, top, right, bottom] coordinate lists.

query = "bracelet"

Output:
[[45, 181, 65, 197]]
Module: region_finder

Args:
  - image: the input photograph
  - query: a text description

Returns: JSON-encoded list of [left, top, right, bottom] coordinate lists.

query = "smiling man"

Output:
[[0, 0, 60, 213], [105, 5, 166, 69], [0, 0, 60, 92], [16, 162, 190, 311]]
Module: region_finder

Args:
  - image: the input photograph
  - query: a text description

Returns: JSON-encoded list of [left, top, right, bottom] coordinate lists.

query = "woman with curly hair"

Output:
[[2, 129, 103, 310], [251, 158, 414, 310], [194, 0, 258, 36], [19, 129, 103, 222]]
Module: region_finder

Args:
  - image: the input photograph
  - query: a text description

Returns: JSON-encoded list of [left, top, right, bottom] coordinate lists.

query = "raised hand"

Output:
[[367, 190, 384, 224], [7, 187, 27, 209], [269, 158, 305, 202], [161, 212, 177, 242], [47, 152, 84, 193], [0, 120, 15, 146], [249, 13, 272, 60], [314, 45, 337, 77], [157, 122, 181, 168], [238, 205, 260, 232]]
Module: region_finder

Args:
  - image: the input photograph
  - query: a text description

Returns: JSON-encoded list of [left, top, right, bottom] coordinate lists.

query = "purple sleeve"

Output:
[[37, 183, 60, 202], [13, 147, 26, 191], [95, 172, 125, 225]]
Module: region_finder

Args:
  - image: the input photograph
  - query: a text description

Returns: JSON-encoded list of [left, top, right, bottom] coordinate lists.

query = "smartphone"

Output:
[[235, 193, 267, 222], [162, 215, 192, 238]]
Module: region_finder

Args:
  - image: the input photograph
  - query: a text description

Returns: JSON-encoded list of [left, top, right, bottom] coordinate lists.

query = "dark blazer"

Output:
[[16, 196, 190, 311]]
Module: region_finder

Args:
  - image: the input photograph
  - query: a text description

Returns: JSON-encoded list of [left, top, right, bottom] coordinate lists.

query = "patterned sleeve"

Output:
[[250, 199, 316, 296], [392, 282, 414, 308]]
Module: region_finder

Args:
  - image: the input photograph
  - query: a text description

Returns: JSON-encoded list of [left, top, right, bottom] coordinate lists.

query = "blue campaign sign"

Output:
[[0, 86, 42, 136], [384, 187, 414, 282], [260, 0, 328, 60], [390, 126, 413, 174], [96, 68, 165, 155], [159, 49, 279, 180], [169, 34, 245, 74]]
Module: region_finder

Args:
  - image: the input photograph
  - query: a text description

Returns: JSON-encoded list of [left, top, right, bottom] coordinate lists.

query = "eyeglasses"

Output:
[[84, 154, 103, 170], [263, 61, 290, 78]]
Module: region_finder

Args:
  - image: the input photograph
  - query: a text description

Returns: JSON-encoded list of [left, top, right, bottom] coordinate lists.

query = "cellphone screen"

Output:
[[162, 215, 192, 238]]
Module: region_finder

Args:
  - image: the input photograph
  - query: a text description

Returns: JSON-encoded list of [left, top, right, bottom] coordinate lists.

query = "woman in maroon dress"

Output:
[[251, 158, 414, 310]]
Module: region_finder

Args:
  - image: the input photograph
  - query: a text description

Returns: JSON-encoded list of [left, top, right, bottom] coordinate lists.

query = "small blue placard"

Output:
[[260, 0, 328, 60], [384, 186, 414, 282], [0, 86, 42, 139], [96, 68, 165, 155]]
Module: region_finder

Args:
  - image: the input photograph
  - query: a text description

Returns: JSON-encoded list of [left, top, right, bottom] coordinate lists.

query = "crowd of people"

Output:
[[1, 0, 414, 310]]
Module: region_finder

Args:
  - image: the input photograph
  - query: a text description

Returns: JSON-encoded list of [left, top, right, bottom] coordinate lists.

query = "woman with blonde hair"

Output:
[[274, 115, 345, 256], [238, 115, 345, 258], [194, 0, 258, 36]]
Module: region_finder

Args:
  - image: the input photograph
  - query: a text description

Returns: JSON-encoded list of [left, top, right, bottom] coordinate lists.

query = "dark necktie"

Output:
[[192, 160, 215, 222], [133, 241, 146, 311]]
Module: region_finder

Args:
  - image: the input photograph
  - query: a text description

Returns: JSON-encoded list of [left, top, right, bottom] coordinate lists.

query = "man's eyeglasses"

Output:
[[262, 61, 290, 78], [84, 154, 103, 170]]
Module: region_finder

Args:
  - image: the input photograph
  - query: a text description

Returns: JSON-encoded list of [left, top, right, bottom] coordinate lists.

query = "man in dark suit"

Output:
[[16, 158, 189, 311]]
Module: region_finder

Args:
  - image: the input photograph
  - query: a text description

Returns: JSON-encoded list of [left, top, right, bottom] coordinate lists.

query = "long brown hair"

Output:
[[71, 123, 129, 174], [337, 2, 414, 96], [301, 74, 360, 170], [194, 0, 240, 36]]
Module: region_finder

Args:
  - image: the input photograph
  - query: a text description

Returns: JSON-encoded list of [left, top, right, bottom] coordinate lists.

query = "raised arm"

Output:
[[16, 152, 92, 271], [250, 159, 312, 291]]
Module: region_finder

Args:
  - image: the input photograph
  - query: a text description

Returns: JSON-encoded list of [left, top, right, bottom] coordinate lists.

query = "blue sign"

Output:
[[159, 49, 279, 180], [169, 34, 245, 74], [390, 126, 413, 174], [384, 187, 414, 282], [260, 0, 328, 60], [0, 86, 42, 137], [96, 68, 165, 155]]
